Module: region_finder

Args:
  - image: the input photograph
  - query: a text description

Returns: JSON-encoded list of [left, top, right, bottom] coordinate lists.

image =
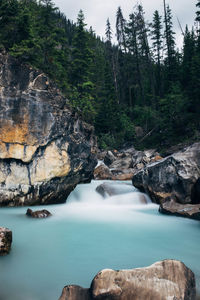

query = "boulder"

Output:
[[0, 53, 97, 206], [91, 260, 196, 300], [0, 227, 12, 255], [93, 164, 112, 180], [96, 182, 133, 198], [58, 285, 91, 300], [104, 151, 116, 167], [26, 208, 52, 218], [159, 200, 200, 220], [132, 143, 200, 204]]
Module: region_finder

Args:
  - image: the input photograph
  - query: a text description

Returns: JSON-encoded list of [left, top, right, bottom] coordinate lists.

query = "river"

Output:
[[0, 180, 199, 300]]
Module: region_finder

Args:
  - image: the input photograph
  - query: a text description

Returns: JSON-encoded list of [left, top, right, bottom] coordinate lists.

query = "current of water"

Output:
[[0, 180, 199, 300]]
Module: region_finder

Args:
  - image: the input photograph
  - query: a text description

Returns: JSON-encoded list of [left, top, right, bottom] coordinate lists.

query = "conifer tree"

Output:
[[116, 7, 127, 52], [151, 10, 163, 96]]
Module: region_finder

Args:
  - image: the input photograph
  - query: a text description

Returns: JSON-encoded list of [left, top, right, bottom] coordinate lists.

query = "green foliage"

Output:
[[0, 0, 199, 150]]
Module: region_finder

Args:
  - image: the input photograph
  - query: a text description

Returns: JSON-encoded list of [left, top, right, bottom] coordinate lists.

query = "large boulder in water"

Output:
[[0, 227, 12, 255], [59, 260, 196, 300], [0, 53, 97, 206], [132, 143, 200, 205], [91, 260, 196, 300]]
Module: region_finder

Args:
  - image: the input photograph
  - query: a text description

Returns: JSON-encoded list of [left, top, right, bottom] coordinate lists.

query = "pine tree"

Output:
[[70, 10, 95, 123], [163, 1, 176, 84], [151, 10, 163, 96], [116, 7, 127, 52]]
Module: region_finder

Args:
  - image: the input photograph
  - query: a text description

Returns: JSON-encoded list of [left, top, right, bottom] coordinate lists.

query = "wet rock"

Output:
[[93, 164, 112, 180], [58, 285, 91, 300], [132, 143, 200, 205], [104, 151, 116, 167], [159, 200, 200, 220], [91, 260, 196, 300], [0, 53, 97, 206], [0, 227, 12, 255], [26, 208, 52, 218]]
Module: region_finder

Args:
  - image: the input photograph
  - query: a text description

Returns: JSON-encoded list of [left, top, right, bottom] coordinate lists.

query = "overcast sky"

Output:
[[53, 0, 197, 48]]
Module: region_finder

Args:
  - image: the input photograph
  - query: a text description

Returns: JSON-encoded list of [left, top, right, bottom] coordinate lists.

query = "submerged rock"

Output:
[[0, 53, 97, 206], [59, 260, 196, 300], [26, 208, 52, 218], [58, 285, 91, 300], [159, 200, 200, 220], [132, 143, 200, 205], [0, 227, 12, 255]]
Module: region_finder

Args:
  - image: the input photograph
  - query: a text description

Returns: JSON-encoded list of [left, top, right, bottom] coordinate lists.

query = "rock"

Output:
[[58, 285, 91, 300], [104, 151, 116, 167], [91, 260, 196, 300], [109, 157, 132, 170], [135, 126, 144, 137], [0, 53, 97, 206], [93, 164, 112, 180], [159, 200, 200, 220], [132, 143, 200, 205], [0, 227, 12, 255], [111, 173, 134, 181], [96, 182, 133, 198], [26, 208, 52, 218]]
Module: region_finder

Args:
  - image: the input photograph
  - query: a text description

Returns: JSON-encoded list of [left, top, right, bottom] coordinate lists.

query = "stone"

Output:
[[58, 285, 91, 300], [104, 151, 116, 166], [93, 164, 112, 180], [109, 157, 132, 170], [132, 143, 200, 205], [159, 200, 200, 220], [91, 260, 196, 300], [0, 227, 12, 255], [26, 208, 52, 218], [0, 52, 97, 206]]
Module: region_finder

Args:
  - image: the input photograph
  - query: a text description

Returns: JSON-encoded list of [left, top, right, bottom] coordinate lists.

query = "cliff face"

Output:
[[0, 53, 97, 206]]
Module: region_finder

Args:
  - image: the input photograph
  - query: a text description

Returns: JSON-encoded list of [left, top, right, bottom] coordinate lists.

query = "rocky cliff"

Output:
[[0, 53, 97, 206]]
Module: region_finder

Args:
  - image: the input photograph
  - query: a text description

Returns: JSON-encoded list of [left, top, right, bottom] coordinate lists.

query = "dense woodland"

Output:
[[0, 0, 200, 150]]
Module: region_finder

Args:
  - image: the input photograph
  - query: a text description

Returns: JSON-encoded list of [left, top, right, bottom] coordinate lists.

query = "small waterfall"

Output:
[[55, 180, 156, 222]]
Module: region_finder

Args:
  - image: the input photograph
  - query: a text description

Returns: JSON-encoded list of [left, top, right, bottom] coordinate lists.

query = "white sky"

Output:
[[53, 0, 197, 48]]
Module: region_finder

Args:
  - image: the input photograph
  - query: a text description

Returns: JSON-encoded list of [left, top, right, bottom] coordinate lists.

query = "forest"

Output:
[[0, 0, 199, 150]]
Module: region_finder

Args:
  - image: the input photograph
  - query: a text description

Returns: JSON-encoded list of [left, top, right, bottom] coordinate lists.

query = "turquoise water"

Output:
[[0, 180, 199, 300]]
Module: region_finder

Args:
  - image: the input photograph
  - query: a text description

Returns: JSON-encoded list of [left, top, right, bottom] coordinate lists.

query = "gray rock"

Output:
[[132, 143, 200, 205], [0, 53, 97, 206], [159, 200, 200, 220], [58, 285, 91, 300], [93, 164, 112, 180], [104, 151, 116, 166], [26, 208, 52, 218], [91, 260, 196, 300], [0, 227, 12, 255]]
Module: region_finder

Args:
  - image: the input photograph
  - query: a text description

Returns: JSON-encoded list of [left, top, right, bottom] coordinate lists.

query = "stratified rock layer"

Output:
[[0, 227, 12, 255], [132, 143, 200, 204], [0, 53, 97, 206]]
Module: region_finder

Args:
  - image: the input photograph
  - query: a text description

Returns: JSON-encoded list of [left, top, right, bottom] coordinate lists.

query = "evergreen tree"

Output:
[[70, 10, 95, 122], [116, 7, 127, 52], [151, 10, 163, 96]]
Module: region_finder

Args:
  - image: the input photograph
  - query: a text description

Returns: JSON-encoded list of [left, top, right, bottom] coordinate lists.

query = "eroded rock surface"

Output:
[[59, 260, 196, 300], [26, 208, 52, 218], [132, 143, 200, 204], [0, 227, 12, 255], [91, 260, 196, 300], [0, 53, 97, 206]]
